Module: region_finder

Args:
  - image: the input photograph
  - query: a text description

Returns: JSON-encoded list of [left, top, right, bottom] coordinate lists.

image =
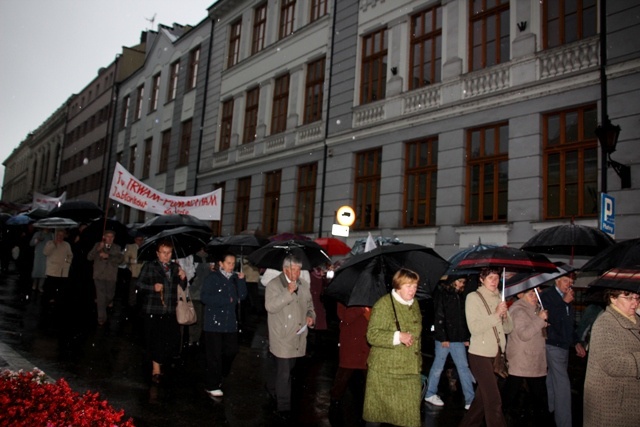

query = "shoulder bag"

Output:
[[476, 291, 509, 378], [176, 284, 197, 325]]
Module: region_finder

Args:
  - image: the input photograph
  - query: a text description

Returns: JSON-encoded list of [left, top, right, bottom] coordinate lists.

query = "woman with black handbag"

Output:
[[460, 268, 513, 427]]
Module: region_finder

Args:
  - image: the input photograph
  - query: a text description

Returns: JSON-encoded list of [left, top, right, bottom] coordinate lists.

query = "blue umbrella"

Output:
[[6, 214, 33, 225]]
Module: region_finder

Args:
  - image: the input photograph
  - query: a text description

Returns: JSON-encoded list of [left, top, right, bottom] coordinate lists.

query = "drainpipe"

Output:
[[193, 16, 215, 194], [599, 0, 608, 195], [317, 0, 338, 238]]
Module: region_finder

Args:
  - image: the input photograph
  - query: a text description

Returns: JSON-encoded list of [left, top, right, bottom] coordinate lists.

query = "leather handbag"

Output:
[[176, 284, 197, 325], [476, 291, 509, 378]]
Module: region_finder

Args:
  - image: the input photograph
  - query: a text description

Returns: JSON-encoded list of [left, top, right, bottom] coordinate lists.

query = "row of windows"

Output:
[[227, 0, 328, 68], [120, 46, 201, 129], [66, 105, 110, 145], [69, 70, 115, 117], [62, 170, 102, 199], [360, 0, 596, 104], [123, 119, 193, 180], [220, 56, 325, 150], [60, 138, 106, 174], [219, 104, 598, 234]]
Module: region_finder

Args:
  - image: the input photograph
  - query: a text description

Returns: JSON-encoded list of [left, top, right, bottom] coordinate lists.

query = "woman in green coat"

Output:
[[363, 268, 423, 427]]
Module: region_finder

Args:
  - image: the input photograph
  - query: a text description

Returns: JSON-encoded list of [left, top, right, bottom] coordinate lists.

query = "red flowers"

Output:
[[0, 369, 134, 427]]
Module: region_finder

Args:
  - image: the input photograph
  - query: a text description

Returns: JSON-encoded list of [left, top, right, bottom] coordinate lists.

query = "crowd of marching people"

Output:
[[1, 219, 638, 427]]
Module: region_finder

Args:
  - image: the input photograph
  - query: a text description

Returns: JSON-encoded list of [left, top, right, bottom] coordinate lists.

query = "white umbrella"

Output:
[[34, 217, 78, 228]]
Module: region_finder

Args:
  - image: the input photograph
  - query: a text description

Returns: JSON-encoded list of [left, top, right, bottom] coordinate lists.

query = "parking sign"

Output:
[[600, 193, 615, 238]]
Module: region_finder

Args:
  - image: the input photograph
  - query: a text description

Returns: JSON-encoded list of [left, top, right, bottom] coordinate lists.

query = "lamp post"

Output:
[[596, 0, 630, 195]]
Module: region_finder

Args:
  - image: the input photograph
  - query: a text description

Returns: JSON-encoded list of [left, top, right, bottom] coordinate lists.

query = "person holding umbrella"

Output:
[[460, 268, 513, 427], [583, 285, 640, 426], [540, 274, 586, 427], [201, 252, 247, 398], [502, 287, 550, 424], [424, 274, 475, 410], [136, 239, 188, 384]]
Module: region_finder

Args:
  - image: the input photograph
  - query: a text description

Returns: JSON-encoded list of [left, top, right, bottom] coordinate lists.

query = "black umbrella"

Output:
[[580, 238, 640, 274], [137, 226, 211, 262], [324, 243, 450, 307], [446, 243, 498, 275], [454, 246, 558, 273], [80, 218, 131, 250], [349, 236, 403, 256], [521, 223, 615, 263], [247, 240, 331, 270], [207, 234, 270, 261], [587, 267, 640, 294], [138, 214, 212, 235], [48, 200, 104, 222], [25, 208, 50, 220], [503, 263, 577, 299]]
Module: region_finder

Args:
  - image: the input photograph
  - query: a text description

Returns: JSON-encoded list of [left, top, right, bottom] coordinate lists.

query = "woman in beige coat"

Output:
[[502, 288, 550, 423], [583, 288, 640, 427], [42, 229, 73, 303], [460, 268, 513, 427]]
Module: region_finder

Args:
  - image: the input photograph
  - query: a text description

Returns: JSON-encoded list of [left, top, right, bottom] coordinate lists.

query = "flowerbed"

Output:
[[0, 369, 134, 427]]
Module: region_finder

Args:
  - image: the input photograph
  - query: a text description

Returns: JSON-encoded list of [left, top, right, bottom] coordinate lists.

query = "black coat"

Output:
[[433, 285, 470, 343]]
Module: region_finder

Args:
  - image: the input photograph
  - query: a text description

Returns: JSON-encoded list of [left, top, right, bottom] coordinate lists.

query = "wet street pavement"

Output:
[[0, 265, 585, 426]]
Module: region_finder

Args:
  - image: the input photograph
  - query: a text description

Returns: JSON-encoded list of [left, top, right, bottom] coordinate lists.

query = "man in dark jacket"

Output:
[[424, 274, 475, 409], [540, 275, 586, 427]]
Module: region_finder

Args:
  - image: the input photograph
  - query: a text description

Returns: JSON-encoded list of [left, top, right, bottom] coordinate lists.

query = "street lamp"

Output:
[[595, 118, 631, 190]]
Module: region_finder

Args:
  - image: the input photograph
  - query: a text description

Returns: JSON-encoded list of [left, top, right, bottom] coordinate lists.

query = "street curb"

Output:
[[0, 341, 54, 381]]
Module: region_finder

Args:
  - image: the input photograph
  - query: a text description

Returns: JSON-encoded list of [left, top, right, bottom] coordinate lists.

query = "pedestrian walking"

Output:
[[123, 233, 145, 309], [329, 303, 371, 422], [136, 239, 187, 384], [583, 289, 640, 427], [363, 268, 423, 427], [88, 230, 124, 325], [502, 287, 550, 424], [42, 229, 73, 304], [264, 255, 316, 421], [201, 252, 247, 398], [460, 268, 513, 427], [30, 227, 52, 292], [424, 274, 475, 410], [540, 274, 586, 427]]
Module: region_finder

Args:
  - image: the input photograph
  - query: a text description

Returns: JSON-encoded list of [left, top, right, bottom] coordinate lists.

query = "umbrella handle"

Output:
[[534, 287, 544, 310], [501, 268, 505, 302]]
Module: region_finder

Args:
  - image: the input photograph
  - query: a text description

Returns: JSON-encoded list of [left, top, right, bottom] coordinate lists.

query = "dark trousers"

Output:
[[502, 375, 549, 423], [267, 353, 297, 411], [461, 353, 507, 427], [143, 313, 180, 366], [330, 367, 367, 401], [204, 330, 238, 390]]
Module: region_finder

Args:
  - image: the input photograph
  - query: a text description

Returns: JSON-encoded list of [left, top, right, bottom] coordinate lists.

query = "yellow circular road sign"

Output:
[[336, 205, 356, 227]]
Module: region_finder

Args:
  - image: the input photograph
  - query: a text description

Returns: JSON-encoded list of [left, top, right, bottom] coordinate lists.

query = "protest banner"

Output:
[[109, 163, 221, 220], [32, 191, 67, 211]]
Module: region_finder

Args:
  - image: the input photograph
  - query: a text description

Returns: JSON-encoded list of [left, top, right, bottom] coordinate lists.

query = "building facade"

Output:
[[60, 42, 146, 207], [3, 0, 639, 259], [2, 101, 69, 206], [111, 19, 212, 225], [194, 0, 639, 258]]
